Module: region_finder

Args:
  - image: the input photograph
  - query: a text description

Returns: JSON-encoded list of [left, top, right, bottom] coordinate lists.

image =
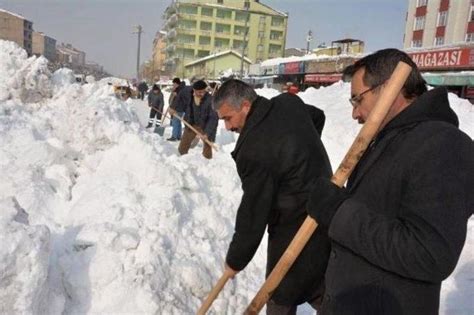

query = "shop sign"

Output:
[[408, 48, 474, 70]]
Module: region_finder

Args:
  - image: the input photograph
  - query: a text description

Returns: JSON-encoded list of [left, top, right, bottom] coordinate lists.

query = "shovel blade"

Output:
[[154, 125, 165, 136]]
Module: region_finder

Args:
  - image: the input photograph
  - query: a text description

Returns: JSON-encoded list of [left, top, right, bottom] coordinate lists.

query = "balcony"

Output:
[[179, 12, 197, 20], [176, 42, 197, 50], [269, 37, 283, 44], [199, 29, 212, 36], [176, 27, 196, 35], [166, 29, 177, 39], [166, 44, 176, 52], [166, 14, 178, 27]]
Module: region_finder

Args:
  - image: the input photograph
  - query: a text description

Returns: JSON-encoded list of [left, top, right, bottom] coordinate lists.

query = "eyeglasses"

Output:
[[349, 85, 380, 107]]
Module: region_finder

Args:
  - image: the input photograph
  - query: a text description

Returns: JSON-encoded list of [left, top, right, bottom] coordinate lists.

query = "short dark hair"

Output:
[[192, 80, 207, 90], [345, 48, 427, 99], [172, 77, 181, 84], [212, 79, 258, 110], [152, 84, 160, 91]]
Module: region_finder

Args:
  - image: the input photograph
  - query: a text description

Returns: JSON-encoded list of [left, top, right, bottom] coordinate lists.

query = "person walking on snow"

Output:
[[146, 84, 164, 129], [178, 80, 218, 159], [138, 80, 148, 100], [213, 79, 333, 314], [306, 48, 473, 314]]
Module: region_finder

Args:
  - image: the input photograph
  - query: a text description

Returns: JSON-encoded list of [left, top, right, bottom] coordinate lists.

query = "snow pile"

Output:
[[0, 197, 50, 314], [0, 40, 52, 102], [0, 39, 472, 314]]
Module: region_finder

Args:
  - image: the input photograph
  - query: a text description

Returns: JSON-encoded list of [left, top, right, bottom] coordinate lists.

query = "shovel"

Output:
[[154, 107, 169, 136]]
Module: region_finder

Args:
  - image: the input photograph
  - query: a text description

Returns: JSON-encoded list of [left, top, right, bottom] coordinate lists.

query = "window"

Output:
[[199, 36, 211, 45], [179, 5, 198, 15], [217, 0, 223, 3], [177, 34, 195, 44], [216, 9, 232, 19], [235, 12, 249, 21], [200, 22, 212, 31], [258, 31, 265, 38], [466, 33, 474, 42], [257, 44, 264, 52], [434, 36, 444, 46], [214, 38, 229, 48], [179, 20, 196, 29], [234, 26, 248, 35], [411, 39, 422, 47], [215, 23, 231, 34], [437, 11, 448, 26], [270, 31, 283, 40], [233, 40, 244, 49], [417, 0, 428, 6], [470, 4, 474, 22], [414, 16, 425, 30], [269, 44, 281, 53], [271, 16, 283, 27], [201, 7, 213, 17]]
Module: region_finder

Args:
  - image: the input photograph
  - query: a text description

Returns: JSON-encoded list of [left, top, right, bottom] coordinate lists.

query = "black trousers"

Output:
[[148, 107, 162, 122]]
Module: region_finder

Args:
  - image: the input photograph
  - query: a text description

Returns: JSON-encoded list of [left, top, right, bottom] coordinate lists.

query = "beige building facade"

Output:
[[32, 31, 57, 61], [0, 9, 33, 55], [151, 30, 167, 79], [404, 0, 474, 48]]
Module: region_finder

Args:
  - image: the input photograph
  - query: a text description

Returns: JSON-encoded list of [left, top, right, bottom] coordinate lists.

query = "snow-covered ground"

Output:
[[0, 40, 472, 314]]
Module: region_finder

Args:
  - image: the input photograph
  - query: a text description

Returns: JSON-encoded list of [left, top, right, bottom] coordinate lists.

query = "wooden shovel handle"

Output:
[[150, 105, 219, 151], [244, 61, 413, 315], [196, 271, 232, 315]]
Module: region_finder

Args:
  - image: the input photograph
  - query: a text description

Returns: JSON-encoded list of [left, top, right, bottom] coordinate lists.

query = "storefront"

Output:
[[407, 45, 474, 103]]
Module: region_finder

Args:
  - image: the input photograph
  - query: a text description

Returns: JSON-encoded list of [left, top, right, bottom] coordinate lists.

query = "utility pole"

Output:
[[240, 1, 251, 79], [133, 25, 143, 81], [306, 29, 313, 54]]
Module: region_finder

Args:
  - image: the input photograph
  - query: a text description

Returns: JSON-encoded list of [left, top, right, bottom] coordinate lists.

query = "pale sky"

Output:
[[0, 0, 407, 78]]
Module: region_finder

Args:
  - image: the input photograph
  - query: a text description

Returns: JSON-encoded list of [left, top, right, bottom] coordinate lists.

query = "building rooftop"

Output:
[[0, 8, 28, 20], [185, 50, 252, 67]]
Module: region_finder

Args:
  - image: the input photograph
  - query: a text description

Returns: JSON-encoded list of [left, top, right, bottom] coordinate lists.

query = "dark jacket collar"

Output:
[[231, 96, 273, 159], [378, 87, 458, 140], [348, 87, 459, 190]]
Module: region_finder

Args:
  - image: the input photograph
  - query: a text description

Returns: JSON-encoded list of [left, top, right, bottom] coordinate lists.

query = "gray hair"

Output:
[[212, 79, 258, 111]]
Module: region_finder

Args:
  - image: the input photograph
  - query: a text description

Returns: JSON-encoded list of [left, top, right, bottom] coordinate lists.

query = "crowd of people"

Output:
[[137, 49, 472, 314]]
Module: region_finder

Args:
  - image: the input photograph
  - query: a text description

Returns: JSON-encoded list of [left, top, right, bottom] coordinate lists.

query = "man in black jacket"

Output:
[[168, 77, 186, 141], [213, 79, 332, 314], [178, 80, 218, 159], [307, 49, 473, 314]]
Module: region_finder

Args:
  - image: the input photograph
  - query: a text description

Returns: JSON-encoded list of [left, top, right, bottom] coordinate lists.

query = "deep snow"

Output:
[[0, 40, 472, 314]]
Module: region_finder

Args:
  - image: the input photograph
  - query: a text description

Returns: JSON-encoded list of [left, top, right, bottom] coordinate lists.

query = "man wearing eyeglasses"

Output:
[[306, 49, 473, 314]]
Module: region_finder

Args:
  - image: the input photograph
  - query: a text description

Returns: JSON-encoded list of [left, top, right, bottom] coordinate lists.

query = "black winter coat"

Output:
[[173, 85, 192, 112], [226, 93, 333, 305], [322, 87, 474, 314], [182, 91, 218, 141], [305, 104, 325, 136], [170, 82, 186, 111]]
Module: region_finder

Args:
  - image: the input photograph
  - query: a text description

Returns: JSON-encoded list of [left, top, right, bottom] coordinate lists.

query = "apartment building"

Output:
[[404, 0, 474, 48], [151, 31, 167, 78], [162, 0, 287, 76], [403, 0, 474, 102], [32, 31, 57, 61], [56, 43, 86, 67], [0, 9, 33, 55]]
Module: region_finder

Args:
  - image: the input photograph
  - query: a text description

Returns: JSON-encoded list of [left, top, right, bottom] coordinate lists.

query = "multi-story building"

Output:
[[404, 0, 474, 48], [32, 31, 56, 61], [403, 0, 474, 102], [0, 9, 33, 55], [56, 43, 86, 67], [162, 0, 288, 77], [151, 30, 167, 79]]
